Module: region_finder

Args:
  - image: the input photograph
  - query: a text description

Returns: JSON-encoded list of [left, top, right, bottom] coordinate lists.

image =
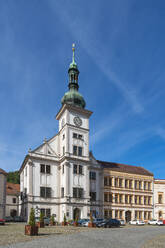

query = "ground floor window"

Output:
[[40, 208, 51, 217], [104, 209, 112, 219]]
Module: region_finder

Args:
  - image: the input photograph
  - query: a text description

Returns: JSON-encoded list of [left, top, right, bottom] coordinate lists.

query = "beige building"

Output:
[[6, 183, 20, 217], [100, 161, 154, 222], [154, 179, 165, 220], [0, 168, 7, 219]]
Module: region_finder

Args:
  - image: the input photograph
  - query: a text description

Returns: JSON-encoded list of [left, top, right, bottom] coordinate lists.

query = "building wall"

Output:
[[6, 195, 19, 217], [154, 180, 165, 220], [103, 170, 154, 222], [0, 174, 6, 219]]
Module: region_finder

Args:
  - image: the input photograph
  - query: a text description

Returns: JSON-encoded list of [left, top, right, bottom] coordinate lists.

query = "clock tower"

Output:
[[56, 44, 93, 220]]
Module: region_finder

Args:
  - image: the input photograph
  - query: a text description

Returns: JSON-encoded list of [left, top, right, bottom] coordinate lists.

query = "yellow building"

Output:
[[99, 161, 154, 222]]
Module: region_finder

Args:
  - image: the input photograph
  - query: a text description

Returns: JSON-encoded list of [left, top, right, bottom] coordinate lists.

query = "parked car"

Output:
[[157, 220, 164, 226], [93, 218, 105, 225], [119, 219, 125, 226], [5, 216, 14, 222], [78, 219, 90, 226], [97, 218, 121, 228], [148, 219, 158, 225], [129, 220, 145, 225], [35, 217, 50, 226], [81, 219, 90, 227], [13, 216, 24, 222], [0, 219, 5, 225]]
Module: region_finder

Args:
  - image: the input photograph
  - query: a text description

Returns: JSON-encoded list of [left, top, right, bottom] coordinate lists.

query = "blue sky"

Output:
[[0, 0, 165, 178]]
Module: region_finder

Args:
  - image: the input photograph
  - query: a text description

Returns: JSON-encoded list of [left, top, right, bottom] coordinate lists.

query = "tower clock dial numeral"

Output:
[[73, 116, 82, 127]]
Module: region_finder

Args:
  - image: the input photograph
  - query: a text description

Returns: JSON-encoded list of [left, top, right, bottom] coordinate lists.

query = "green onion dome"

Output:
[[61, 44, 86, 109]]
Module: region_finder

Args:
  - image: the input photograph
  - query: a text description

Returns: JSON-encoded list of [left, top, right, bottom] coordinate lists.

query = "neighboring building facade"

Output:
[[19, 46, 155, 222], [154, 179, 165, 220], [0, 168, 7, 219], [6, 182, 20, 217], [101, 161, 154, 222]]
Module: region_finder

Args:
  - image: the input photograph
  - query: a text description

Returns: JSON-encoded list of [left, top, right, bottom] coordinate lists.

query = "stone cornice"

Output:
[[56, 104, 93, 120]]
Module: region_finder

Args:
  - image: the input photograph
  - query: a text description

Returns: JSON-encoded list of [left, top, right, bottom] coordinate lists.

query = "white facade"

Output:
[[19, 104, 103, 222], [0, 170, 6, 219], [154, 179, 165, 220]]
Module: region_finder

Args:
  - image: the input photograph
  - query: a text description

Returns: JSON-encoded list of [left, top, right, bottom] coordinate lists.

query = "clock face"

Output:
[[73, 116, 82, 127]]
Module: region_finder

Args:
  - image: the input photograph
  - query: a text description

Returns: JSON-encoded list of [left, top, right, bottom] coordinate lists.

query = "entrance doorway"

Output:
[[125, 211, 131, 223], [73, 208, 81, 220], [10, 209, 17, 217]]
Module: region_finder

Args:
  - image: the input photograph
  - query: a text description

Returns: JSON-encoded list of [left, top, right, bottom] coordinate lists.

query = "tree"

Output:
[[7, 171, 20, 184], [29, 208, 35, 227]]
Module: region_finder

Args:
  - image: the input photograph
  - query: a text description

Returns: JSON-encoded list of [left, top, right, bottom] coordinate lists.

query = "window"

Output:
[[115, 194, 118, 203], [40, 164, 45, 173], [129, 195, 133, 204], [120, 211, 123, 219], [61, 187, 64, 198], [125, 179, 128, 188], [115, 178, 118, 187], [73, 164, 83, 175], [139, 181, 141, 189], [73, 146, 77, 155], [104, 177, 108, 186], [90, 192, 96, 201], [104, 193, 108, 202], [62, 164, 64, 174], [148, 182, 151, 190], [135, 195, 137, 204], [63, 134, 65, 140], [125, 195, 128, 204], [63, 146, 65, 155], [90, 171, 96, 180], [73, 133, 77, 138], [79, 165, 83, 175], [40, 208, 51, 217], [73, 164, 77, 174], [73, 188, 83, 198], [129, 180, 132, 189], [159, 211, 162, 219], [144, 181, 147, 190], [73, 133, 83, 140], [135, 180, 137, 189], [144, 196, 147, 205], [119, 179, 122, 187], [78, 134, 83, 139], [46, 165, 50, 174], [12, 198, 16, 204], [119, 194, 122, 203], [78, 147, 82, 156], [109, 193, 113, 203], [104, 210, 108, 219], [40, 164, 51, 174], [40, 187, 51, 198], [158, 194, 163, 204], [109, 178, 112, 186], [73, 146, 83, 156], [115, 210, 118, 218]]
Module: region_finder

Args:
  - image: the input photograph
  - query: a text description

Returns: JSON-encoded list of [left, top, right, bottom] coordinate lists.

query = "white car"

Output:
[[148, 219, 164, 225], [81, 220, 90, 227], [129, 220, 145, 225]]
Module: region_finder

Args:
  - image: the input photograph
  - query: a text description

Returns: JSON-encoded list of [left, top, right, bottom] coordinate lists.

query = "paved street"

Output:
[[1, 225, 165, 248]]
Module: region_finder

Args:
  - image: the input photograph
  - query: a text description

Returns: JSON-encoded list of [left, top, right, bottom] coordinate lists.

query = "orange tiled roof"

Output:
[[97, 160, 153, 176], [0, 168, 7, 175], [6, 182, 20, 195]]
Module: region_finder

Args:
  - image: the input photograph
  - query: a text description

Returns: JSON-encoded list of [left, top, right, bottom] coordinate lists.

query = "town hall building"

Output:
[[19, 45, 154, 223]]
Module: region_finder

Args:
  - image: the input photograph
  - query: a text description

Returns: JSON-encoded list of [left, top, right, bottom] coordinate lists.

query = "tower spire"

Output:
[[72, 43, 75, 64]]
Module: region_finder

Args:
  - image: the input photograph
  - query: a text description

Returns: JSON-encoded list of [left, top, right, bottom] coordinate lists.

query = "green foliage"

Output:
[[90, 213, 93, 223], [63, 214, 67, 225], [39, 212, 44, 222], [28, 208, 35, 227], [51, 215, 55, 223], [7, 171, 20, 184]]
